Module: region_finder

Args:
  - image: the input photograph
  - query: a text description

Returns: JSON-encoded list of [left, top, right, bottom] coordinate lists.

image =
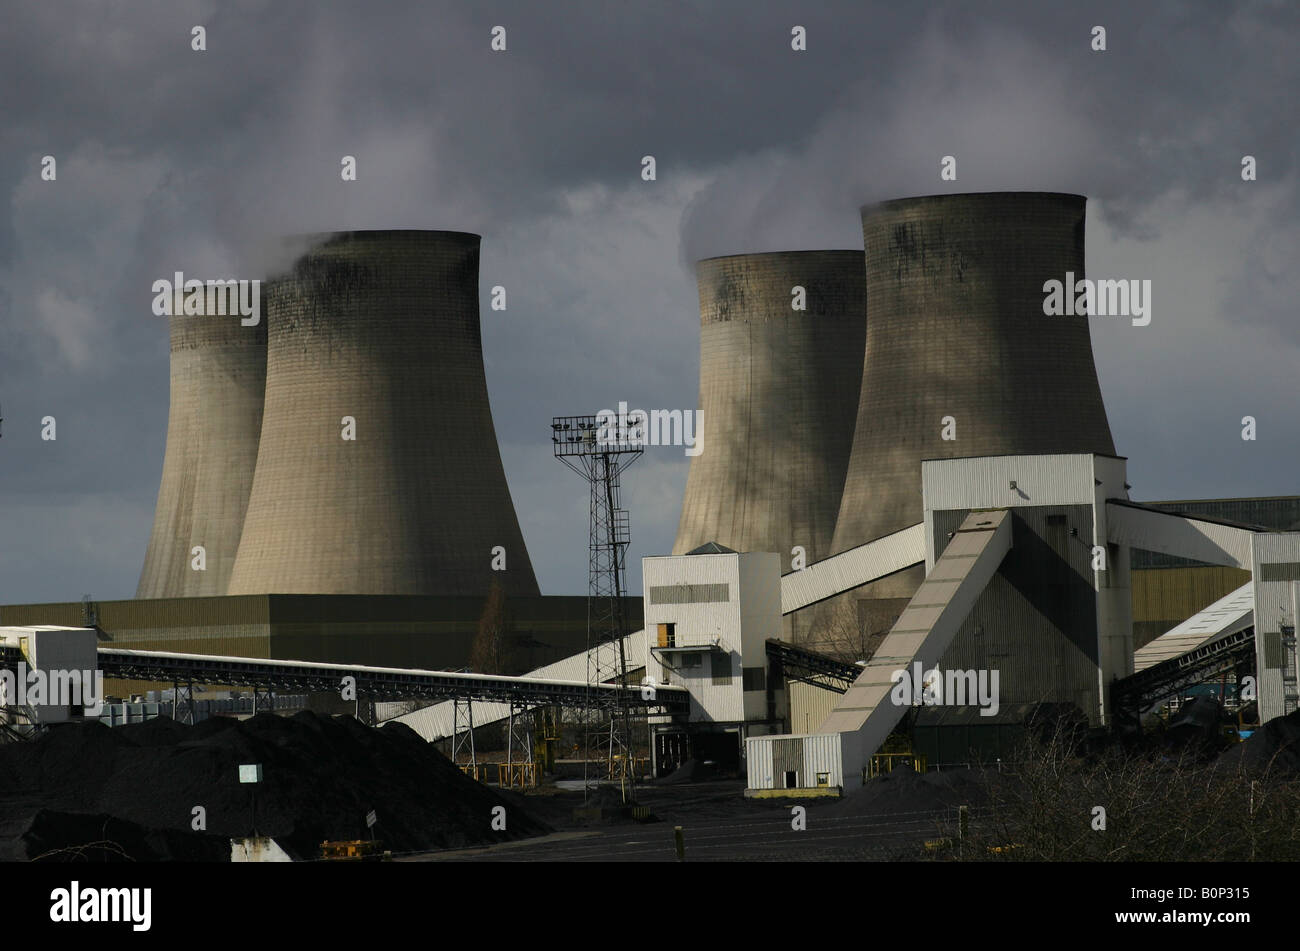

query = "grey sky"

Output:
[[1, 0, 1297, 604]]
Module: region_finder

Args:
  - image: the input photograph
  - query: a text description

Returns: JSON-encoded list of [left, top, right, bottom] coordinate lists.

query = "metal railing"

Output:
[[866, 752, 928, 778], [456, 761, 543, 788]]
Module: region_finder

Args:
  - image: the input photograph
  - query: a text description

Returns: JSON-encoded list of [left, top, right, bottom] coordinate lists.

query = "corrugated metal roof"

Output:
[[686, 541, 736, 555], [780, 523, 925, 614], [1133, 582, 1255, 672], [1106, 502, 1256, 568]]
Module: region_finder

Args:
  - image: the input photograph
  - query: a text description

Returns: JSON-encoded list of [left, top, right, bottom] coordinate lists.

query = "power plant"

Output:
[[378, 192, 1295, 799], [674, 251, 866, 640], [4, 192, 1298, 863]]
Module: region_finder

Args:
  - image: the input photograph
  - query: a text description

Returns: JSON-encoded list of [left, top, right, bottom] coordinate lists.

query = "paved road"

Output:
[[401, 780, 965, 862]]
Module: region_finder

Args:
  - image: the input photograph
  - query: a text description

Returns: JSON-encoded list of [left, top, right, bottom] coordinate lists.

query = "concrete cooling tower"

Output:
[[826, 192, 1116, 640], [226, 230, 539, 597], [673, 251, 867, 587], [137, 310, 267, 598]]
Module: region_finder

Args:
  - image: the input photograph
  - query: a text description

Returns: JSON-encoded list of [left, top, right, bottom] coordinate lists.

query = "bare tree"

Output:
[[469, 579, 512, 674], [807, 598, 898, 664], [943, 719, 1300, 861]]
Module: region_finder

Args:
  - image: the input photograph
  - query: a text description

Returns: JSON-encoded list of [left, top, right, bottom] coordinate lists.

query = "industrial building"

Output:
[[13, 233, 557, 700], [1131, 497, 1300, 647], [638, 548, 784, 772], [391, 443, 1298, 790], [395, 192, 1296, 795], [0, 593, 627, 699], [743, 473, 1298, 793]]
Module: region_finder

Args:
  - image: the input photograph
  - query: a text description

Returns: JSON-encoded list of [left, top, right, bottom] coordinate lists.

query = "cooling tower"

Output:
[[137, 309, 267, 598], [226, 230, 539, 597], [673, 251, 867, 587], [827, 192, 1115, 638]]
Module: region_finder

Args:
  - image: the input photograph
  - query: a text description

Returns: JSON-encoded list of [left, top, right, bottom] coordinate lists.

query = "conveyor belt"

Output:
[[0, 645, 686, 712], [819, 510, 1013, 743], [1110, 627, 1256, 730]]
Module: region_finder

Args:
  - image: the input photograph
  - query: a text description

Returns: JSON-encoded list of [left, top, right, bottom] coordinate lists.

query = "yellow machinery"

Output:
[[319, 840, 389, 861], [533, 706, 559, 772], [866, 752, 928, 778], [457, 762, 487, 782]]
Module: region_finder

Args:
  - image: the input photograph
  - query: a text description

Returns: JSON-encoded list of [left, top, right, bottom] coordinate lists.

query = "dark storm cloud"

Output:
[[680, 3, 1299, 258], [0, 0, 1296, 603]]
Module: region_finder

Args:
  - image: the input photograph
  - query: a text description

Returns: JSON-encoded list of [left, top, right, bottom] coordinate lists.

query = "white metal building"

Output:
[[636, 547, 785, 774], [1249, 534, 1300, 722], [0, 625, 101, 726]]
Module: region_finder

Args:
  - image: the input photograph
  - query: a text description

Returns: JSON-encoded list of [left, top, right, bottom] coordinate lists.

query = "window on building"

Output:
[[647, 583, 730, 604], [1264, 631, 1285, 669], [657, 622, 676, 648], [711, 652, 732, 685], [681, 653, 701, 669]]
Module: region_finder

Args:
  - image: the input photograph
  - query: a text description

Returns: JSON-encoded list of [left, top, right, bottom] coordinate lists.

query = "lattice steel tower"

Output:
[[552, 414, 642, 792]]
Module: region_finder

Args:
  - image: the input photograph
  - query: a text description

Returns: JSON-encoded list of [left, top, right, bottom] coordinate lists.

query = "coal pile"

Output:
[[657, 758, 724, 785], [0, 711, 550, 861], [1217, 707, 1300, 775], [816, 764, 995, 820], [1161, 696, 1233, 758], [13, 810, 230, 863]]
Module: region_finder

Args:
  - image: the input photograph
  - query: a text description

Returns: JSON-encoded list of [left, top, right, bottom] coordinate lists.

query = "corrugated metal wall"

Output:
[[922, 454, 1098, 513], [1250, 534, 1300, 723], [1132, 497, 1300, 569], [643, 555, 746, 722], [911, 706, 1031, 767], [780, 524, 926, 615], [1, 593, 632, 695], [746, 735, 774, 788], [745, 733, 845, 789], [801, 733, 844, 787], [936, 506, 1102, 719], [644, 555, 739, 650], [0, 596, 272, 657], [667, 655, 745, 722], [1131, 565, 1252, 648], [788, 680, 841, 734]]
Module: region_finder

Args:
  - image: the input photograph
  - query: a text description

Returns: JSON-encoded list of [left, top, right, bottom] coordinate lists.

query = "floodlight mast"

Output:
[[552, 414, 643, 799]]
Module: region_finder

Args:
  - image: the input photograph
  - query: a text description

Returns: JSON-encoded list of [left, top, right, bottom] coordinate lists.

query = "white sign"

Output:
[[239, 764, 263, 784]]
